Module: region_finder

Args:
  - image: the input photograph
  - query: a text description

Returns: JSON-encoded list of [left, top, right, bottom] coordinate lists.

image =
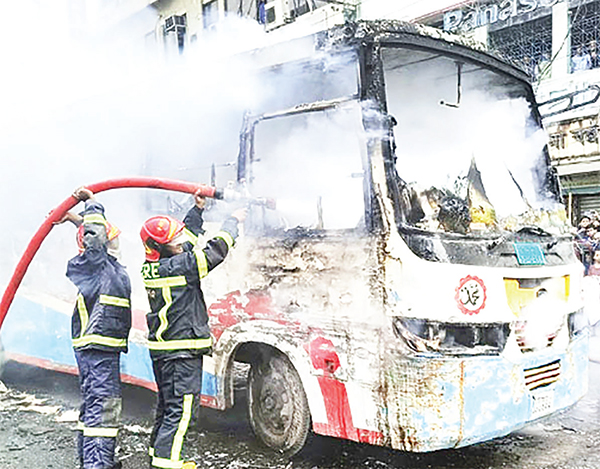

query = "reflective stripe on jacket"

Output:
[[142, 214, 238, 360]]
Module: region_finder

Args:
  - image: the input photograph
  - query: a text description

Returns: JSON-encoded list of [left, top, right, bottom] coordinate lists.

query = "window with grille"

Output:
[[488, 16, 552, 80], [203, 1, 219, 29], [570, 1, 600, 72]]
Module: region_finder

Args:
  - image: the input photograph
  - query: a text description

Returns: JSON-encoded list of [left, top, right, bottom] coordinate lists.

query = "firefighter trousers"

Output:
[[75, 349, 122, 469], [150, 356, 202, 469]]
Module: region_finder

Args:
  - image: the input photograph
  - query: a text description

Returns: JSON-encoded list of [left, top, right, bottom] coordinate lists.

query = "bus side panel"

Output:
[[204, 232, 388, 423], [1, 295, 156, 391]]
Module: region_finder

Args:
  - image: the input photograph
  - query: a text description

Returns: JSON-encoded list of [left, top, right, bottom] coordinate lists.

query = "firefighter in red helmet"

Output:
[[140, 188, 246, 469], [60, 187, 131, 469]]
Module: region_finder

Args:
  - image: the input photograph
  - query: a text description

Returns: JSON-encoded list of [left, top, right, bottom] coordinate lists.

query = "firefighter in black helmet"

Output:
[[140, 189, 246, 469]]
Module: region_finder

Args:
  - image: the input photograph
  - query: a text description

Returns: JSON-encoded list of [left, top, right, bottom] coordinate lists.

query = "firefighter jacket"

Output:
[[66, 200, 132, 353], [142, 211, 239, 361]]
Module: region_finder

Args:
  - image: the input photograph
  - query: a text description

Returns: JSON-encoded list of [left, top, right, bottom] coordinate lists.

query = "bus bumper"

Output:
[[385, 332, 589, 452]]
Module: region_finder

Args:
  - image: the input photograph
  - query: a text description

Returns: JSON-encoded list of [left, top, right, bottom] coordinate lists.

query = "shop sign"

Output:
[[443, 0, 559, 32], [547, 116, 600, 160]]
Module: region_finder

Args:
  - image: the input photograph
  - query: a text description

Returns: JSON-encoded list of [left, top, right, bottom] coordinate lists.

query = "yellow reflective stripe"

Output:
[[215, 231, 235, 249], [77, 294, 89, 338], [143, 276, 187, 343], [147, 337, 212, 351], [83, 213, 107, 226], [151, 456, 183, 469], [182, 228, 198, 245], [194, 251, 208, 279], [171, 394, 194, 461], [143, 276, 187, 289], [149, 447, 155, 457], [155, 286, 173, 342], [82, 426, 119, 438], [99, 294, 130, 308], [76, 421, 85, 431], [72, 334, 127, 348]]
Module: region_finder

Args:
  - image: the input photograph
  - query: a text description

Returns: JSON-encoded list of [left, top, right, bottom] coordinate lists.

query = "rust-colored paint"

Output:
[[457, 359, 465, 446]]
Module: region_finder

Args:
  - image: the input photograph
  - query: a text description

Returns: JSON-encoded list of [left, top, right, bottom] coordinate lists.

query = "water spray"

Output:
[[0, 176, 266, 330]]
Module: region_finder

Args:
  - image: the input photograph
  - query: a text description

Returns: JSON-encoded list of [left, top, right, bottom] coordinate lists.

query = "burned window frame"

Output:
[[355, 30, 572, 266], [236, 97, 377, 235]]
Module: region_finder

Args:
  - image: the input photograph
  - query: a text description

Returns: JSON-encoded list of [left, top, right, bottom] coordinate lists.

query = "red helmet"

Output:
[[77, 221, 121, 253], [140, 215, 185, 261]]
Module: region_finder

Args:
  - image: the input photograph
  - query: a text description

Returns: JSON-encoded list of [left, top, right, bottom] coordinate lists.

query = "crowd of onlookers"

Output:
[[575, 210, 600, 276], [571, 39, 600, 72], [518, 39, 600, 80], [577, 211, 600, 331]]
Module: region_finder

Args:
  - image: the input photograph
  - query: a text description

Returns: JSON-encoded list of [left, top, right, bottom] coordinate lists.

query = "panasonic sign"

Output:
[[443, 0, 559, 32]]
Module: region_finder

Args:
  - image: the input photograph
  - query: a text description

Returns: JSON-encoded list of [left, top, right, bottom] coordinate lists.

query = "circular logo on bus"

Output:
[[455, 275, 487, 315]]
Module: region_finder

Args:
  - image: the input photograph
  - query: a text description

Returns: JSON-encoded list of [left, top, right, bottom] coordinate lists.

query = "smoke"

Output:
[[0, 2, 363, 315], [0, 3, 274, 307], [249, 102, 366, 231], [383, 50, 558, 223]]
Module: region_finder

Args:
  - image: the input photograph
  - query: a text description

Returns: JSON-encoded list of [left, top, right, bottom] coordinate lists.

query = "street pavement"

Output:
[[2, 327, 600, 468]]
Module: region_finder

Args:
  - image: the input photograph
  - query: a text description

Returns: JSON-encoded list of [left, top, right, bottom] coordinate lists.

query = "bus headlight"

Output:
[[568, 309, 588, 339], [392, 317, 510, 355]]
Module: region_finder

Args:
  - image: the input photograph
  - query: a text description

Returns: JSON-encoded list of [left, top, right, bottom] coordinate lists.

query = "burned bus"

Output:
[[0, 19, 588, 456], [199, 20, 588, 454]]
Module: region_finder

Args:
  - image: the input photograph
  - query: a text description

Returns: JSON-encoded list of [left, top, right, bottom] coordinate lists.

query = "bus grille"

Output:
[[524, 360, 561, 391]]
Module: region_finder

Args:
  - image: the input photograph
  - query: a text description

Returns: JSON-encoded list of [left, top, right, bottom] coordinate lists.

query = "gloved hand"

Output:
[[73, 187, 94, 201], [193, 188, 206, 210]]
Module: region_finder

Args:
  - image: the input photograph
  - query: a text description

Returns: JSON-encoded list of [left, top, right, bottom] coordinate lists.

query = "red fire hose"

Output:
[[0, 177, 220, 330]]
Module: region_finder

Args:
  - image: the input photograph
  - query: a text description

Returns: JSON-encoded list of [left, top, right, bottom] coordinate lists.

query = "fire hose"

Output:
[[0, 177, 230, 330]]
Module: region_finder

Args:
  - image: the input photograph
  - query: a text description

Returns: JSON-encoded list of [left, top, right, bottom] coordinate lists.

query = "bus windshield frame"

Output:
[[380, 44, 569, 240]]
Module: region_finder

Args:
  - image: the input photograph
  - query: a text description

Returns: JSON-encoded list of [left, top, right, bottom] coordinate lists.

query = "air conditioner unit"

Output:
[[164, 14, 186, 33], [264, 0, 290, 31]]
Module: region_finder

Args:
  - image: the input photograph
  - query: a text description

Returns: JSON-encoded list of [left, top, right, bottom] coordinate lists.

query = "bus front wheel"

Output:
[[247, 351, 310, 456]]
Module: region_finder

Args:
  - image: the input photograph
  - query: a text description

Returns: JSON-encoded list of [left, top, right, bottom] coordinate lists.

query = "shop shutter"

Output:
[[578, 193, 600, 215]]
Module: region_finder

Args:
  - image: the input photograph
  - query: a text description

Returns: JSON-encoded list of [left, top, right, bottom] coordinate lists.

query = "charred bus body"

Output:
[[202, 20, 588, 455]]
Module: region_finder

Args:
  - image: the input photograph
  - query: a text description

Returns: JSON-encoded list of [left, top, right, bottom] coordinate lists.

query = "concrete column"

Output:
[[552, 0, 570, 78]]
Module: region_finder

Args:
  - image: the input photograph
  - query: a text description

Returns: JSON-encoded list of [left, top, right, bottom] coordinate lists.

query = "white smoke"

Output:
[[0, 3, 273, 307], [0, 2, 361, 313], [384, 51, 558, 221]]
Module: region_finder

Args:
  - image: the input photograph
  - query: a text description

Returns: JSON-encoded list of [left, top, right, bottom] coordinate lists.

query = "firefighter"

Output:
[[140, 190, 246, 469], [65, 187, 132, 469]]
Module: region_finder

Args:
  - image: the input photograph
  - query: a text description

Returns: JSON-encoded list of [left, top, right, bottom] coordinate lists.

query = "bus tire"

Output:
[[247, 351, 310, 457]]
